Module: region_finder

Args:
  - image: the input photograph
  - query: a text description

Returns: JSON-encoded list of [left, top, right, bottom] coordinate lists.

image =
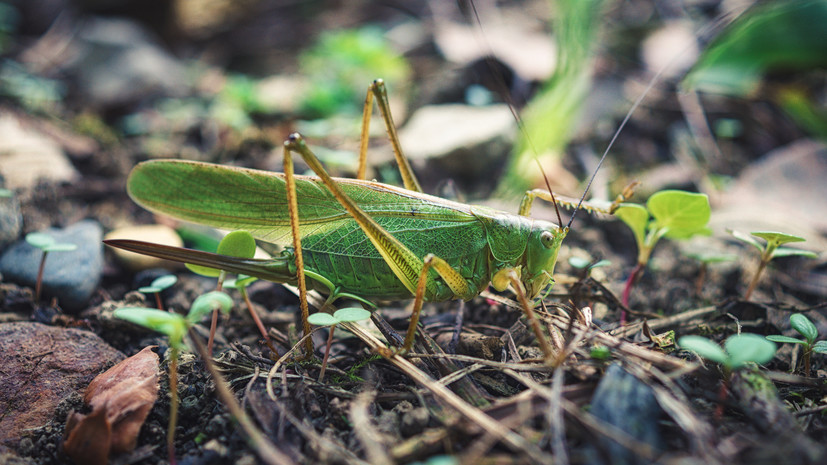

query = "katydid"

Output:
[[105, 80, 620, 356]]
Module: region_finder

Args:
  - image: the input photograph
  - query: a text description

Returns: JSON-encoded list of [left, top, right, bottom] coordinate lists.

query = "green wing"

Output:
[[127, 160, 481, 257]]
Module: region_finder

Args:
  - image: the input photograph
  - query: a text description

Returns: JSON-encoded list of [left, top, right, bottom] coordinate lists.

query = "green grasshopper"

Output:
[[106, 80, 622, 355]]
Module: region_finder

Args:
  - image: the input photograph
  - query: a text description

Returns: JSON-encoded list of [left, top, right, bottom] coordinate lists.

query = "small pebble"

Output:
[[0, 220, 103, 311], [104, 224, 183, 271]]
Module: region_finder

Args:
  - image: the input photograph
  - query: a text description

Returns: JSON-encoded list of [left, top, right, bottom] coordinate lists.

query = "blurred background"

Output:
[[0, 0, 825, 281]]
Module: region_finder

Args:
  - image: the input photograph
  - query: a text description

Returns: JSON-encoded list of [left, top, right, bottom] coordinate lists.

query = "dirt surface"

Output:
[[1, 1, 826, 464]]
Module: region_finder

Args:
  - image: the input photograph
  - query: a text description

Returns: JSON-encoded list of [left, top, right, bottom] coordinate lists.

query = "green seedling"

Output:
[[568, 257, 611, 277], [307, 308, 371, 381], [679, 333, 776, 418], [729, 230, 818, 301], [24, 232, 78, 302], [766, 313, 827, 377], [686, 251, 738, 296], [115, 290, 233, 464], [614, 190, 711, 323], [0, 188, 12, 197], [138, 274, 177, 310], [186, 230, 257, 354]]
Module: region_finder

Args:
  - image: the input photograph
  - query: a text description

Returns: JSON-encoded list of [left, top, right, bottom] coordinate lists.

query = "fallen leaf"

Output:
[[63, 346, 160, 464]]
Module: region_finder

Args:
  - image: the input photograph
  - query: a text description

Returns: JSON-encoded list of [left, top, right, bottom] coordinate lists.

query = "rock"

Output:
[[61, 17, 187, 108], [104, 224, 183, 271], [0, 322, 124, 448], [0, 220, 104, 311], [587, 363, 664, 465], [0, 112, 80, 190], [0, 182, 22, 251], [397, 104, 515, 194]]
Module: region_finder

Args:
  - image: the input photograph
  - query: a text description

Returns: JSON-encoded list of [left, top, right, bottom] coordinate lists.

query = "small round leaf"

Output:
[[568, 256, 591, 269], [648, 190, 710, 234], [751, 231, 806, 246], [728, 228, 763, 251], [790, 314, 818, 344], [765, 335, 806, 345], [138, 286, 161, 294], [678, 336, 728, 364], [217, 231, 257, 258], [43, 243, 78, 253], [615, 203, 649, 249], [771, 247, 818, 259], [724, 333, 776, 369], [25, 232, 55, 249], [307, 313, 338, 326], [812, 341, 827, 354], [151, 275, 178, 290], [333, 308, 371, 323], [187, 291, 234, 323], [114, 307, 188, 348]]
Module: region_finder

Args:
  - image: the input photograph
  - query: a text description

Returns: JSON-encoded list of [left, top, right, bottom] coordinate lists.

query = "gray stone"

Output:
[[587, 363, 664, 465], [62, 17, 187, 108], [0, 186, 22, 251], [0, 220, 103, 311]]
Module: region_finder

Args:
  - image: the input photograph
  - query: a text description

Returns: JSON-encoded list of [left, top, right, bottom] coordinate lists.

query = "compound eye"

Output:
[[540, 231, 555, 248]]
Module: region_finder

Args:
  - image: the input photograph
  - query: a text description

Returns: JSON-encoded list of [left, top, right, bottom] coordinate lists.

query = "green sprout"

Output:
[[0, 188, 12, 197], [614, 190, 711, 322], [686, 251, 738, 296], [186, 230, 257, 353], [307, 308, 372, 382], [138, 274, 178, 311], [114, 290, 233, 464], [766, 313, 827, 378], [25, 232, 78, 302], [729, 230, 818, 301], [679, 333, 776, 418]]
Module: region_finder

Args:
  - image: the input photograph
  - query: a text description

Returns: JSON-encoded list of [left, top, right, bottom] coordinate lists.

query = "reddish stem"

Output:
[[154, 292, 164, 311], [620, 263, 644, 326], [318, 325, 336, 382], [241, 287, 278, 356], [715, 380, 727, 421], [167, 347, 179, 465], [207, 308, 219, 355], [35, 252, 48, 302]]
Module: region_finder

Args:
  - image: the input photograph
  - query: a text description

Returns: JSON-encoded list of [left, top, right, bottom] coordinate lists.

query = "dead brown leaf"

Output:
[[63, 346, 160, 465]]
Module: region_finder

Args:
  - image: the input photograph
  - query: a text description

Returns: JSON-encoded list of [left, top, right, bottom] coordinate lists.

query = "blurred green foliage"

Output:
[[298, 26, 411, 118]]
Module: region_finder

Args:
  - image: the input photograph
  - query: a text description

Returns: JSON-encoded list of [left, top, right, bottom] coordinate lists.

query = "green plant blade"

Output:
[[683, 1, 827, 96], [678, 336, 728, 364], [333, 307, 371, 323], [114, 307, 188, 348], [751, 231, 806, 246], [771, 247, 818, 259], [307, 313, 338, 326], [138, 286, 161, 294], [42, 243, 78, 253], [724, 333, 776, 369], [187, 291, 234, 324], [765, 335, 806, 345], [728, 228, 763, 251], [812, 341, 827, 354], [25, 232, 55, 249], [790, 313, 818, 344], [647, 190, 710, 237], [615, 203, 649, 249], [188, 230, 258, 277], [151, 274, 178, 290]]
